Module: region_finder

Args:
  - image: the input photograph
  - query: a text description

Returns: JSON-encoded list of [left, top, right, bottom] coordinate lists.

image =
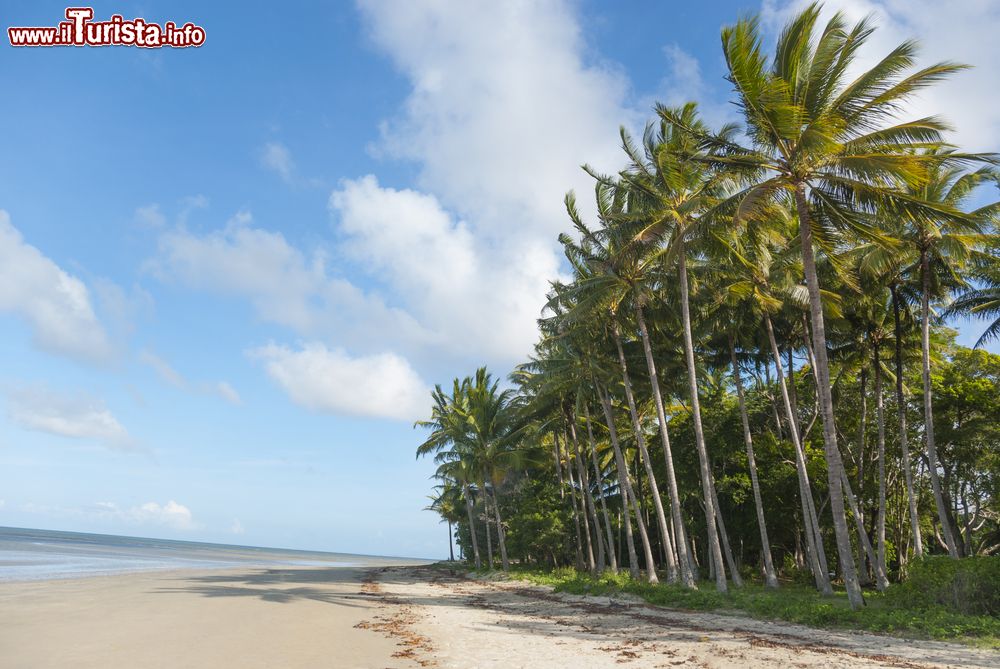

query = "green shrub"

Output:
[[888, 556, 1000, 616]]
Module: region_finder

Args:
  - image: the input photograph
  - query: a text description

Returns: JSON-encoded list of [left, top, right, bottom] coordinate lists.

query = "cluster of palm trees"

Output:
[[416, 4, 999, 611]]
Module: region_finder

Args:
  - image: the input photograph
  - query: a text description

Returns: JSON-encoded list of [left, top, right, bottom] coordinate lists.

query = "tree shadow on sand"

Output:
[[151, 567, 374, 607]]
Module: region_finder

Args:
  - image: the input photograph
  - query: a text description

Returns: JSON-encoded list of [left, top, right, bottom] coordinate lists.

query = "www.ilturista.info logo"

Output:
[[8, 7, 205, 48]]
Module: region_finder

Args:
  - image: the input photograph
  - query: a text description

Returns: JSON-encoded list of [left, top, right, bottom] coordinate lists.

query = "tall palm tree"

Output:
[[667, 4, 978, 607], [606, 105, 738, 591], [891, 158, 998, 557], [416, 369, 526, 573]]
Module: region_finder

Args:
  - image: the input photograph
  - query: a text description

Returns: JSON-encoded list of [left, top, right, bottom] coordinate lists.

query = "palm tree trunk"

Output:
[[796, 184, 864, 609], [891, 284, 923, 556], [873, 342, 889, 591], [557, 431, 585, 570], [565, 426, 596, 574], [490, 487, 510, 572], [448, 520, 455, 562], [611, 319, 672, 584], [481, 479, 495, 570], [677, 242, 727, 593], [709, 471, 744, 587], [856, 367, 871, 583], [634, 304, 696, 587], [839, 467, 880, 586], [585, 405, 619, 573], [597, 383, 642, 579], [920, 249, 960, 558], [570, 414, 605, 574], [463, 483, 481, 569], [764, 313, 832, 594], [729, 335, 779, 588]]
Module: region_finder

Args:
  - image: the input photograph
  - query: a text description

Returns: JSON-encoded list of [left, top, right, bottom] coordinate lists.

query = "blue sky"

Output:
[[0, 0, 997, 559]]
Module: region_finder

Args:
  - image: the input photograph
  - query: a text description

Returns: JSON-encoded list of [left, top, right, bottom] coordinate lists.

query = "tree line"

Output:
[[416, 3, 1000, 610]]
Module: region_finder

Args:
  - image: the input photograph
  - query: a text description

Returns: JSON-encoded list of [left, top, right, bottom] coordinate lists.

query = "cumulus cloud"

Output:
[[230, 518, 245, 535], [761, 0, 1000, 151], [0, 210, 112, 363], [331, 175, 558, 359], [147, 210, 431, 351], [249, 342, 429, 421], [341, 0, 638, 362], [93, 500, 196, 530], [6, 385, 132, 450], [259, 141, 295, 183]]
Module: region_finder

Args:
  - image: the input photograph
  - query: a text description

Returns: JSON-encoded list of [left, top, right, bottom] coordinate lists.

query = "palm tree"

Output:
[[892, 158, 998, 557], [426, 482, 464, 562], [717, 209, 835, 592], [417, 381, 483, 568], [416, 369, 526, 573], [556, 194, 685, 584], [947, 257, 1000, 347], [604, 105, 738, 591], [666, 4, 977, 607]]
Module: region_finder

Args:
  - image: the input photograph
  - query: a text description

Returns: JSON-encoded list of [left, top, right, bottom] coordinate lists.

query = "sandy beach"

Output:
[[2, 565, 998, 668]]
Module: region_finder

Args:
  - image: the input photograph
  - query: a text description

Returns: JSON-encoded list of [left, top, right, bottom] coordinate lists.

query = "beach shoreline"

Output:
[[2, 564, 997, 668]]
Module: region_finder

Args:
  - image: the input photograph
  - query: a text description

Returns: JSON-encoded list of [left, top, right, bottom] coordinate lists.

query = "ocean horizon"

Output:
[[0, 526, 432, 582]]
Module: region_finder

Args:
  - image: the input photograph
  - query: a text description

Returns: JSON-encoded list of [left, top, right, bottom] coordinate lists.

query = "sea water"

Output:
[[0, 526, 421, 582]]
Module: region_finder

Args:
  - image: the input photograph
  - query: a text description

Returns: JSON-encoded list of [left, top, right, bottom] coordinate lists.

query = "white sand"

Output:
[[3, 564, 997, 668]]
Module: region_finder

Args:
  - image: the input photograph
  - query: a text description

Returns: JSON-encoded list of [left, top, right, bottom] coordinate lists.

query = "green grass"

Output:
[[456, 565, 1000, 649]]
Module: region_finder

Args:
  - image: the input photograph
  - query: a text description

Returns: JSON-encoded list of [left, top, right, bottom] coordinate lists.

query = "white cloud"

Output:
[[230, 518, 245, 535], [761, 0, 1000, 151], [147, 210, 431, 352], [249, 341, 429, 421], [139, 349, 185, 388], [0, 210, 112, 363], [135, 203, 167, 228], [139, 349, 241, 405], [6, 385, 132, 450], [216, 381, 242, 406], [331, 175, 558, 359], [93, 499, 196, 530], [346, 0, 638, 363], [259, 141, 295, 183]]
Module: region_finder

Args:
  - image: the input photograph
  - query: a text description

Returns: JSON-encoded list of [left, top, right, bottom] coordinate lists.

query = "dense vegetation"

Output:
[[416, 2, 1000, 630]]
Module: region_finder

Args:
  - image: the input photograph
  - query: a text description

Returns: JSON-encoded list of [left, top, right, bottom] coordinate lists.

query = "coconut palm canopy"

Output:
[[416, 3, 1000, 610]]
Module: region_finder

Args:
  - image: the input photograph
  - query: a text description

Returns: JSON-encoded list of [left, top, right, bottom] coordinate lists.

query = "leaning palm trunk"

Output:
[[839, 468, 883, 588], [920, 250, 960, 558], [585, 405, 619, 572], [634, 304, 696, 587], [570, 416, 605, 573], [597, 384, 643, 579], [676, 243, 727, 592], [709, 471, 744, 587], [873, 342, 890, 591], [891, 285, 923, 556], [565, 431, 596, 573], [489, 486, 510, 572], [462, 483, 482, 569], [611, 320, 673, 583], [798, 317, 833, 581], [556, 432, 585, 569], [796, 186, 864, 609], [729, 336, 779, 588], [481, 479, 495, 570], [763, 314, 830, 593]]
